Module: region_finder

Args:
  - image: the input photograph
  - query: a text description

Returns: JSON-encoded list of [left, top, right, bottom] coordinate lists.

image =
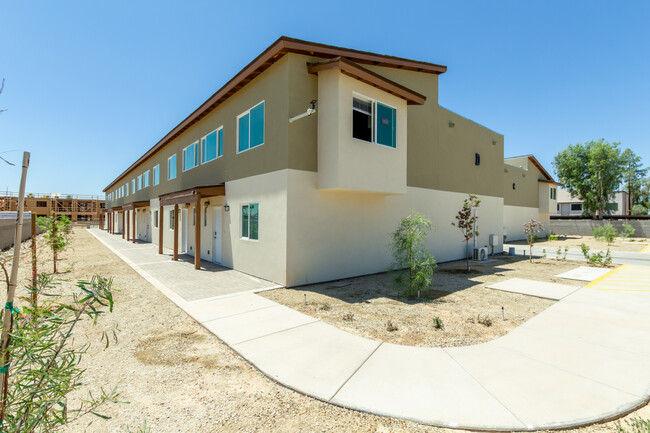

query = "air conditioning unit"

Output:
[[473, 247, 489, 261]]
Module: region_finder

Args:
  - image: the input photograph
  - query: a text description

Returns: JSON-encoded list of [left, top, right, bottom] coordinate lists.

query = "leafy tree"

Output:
[[523, 219, 544, 263], [391, 211, 437, 298], [451, 194, 481, 271], [621, 149, 647, 213], [36, 213, 72, 273], [553, 140, 626, 219], [631, 204, 648, 216]]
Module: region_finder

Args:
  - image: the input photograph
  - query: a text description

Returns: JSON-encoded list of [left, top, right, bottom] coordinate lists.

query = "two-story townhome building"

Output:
[[103, 37, 557, 287]]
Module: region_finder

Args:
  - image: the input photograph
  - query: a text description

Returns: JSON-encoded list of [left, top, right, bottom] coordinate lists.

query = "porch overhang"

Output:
[[122, 201, 150, 210], [159, 185, 225, 206]]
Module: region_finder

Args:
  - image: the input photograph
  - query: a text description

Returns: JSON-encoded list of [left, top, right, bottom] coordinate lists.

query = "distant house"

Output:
[[554, 189, 629, 216]]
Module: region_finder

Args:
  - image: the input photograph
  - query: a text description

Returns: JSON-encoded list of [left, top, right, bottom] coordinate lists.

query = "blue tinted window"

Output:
[[153, 165, 160, 185], [202, 130, 218, 163], [238, 114, 249, 152], [376, 103, 396, 148], [183, 143, 197, 171], [250, 102, 264, 148], [218, 128, 223, 157], [168, 155, 177, 180]]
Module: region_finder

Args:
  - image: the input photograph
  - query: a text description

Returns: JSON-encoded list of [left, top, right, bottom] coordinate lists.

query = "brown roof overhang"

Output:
[[159, 185, 225, 206], [307, 57, 426, 105], [538, 179, 563, 187], [122, 201, 150, 210], [103, 36, 446, 192]]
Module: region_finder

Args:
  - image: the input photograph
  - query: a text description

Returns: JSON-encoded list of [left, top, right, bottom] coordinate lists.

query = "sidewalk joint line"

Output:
[[328, 341, 383, 402], [230, 318, 321, 346]]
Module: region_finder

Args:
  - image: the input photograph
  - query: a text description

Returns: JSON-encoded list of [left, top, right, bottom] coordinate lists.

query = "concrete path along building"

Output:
[[90, 229, 650, 431]]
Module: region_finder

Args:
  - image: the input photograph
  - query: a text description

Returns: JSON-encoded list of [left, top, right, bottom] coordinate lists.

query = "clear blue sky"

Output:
[[1, 0, 649, 196]]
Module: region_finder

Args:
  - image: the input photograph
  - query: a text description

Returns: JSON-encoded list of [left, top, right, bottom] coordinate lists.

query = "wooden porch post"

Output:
[[194, 198, 201, 270], [121, 212, 125, 239], [132, 208, 136, 244], [126, 210, 130, 241], [173, 204, 179, 261], [158, 205, 164, 254]]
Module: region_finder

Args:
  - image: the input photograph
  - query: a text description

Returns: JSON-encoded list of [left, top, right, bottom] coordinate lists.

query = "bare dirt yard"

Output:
[[261, 257, 583, 348], [1, 228, 647, 432], [509, 235, 648, 253]]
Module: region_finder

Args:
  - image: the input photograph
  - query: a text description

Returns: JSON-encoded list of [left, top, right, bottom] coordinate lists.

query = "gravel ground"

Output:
[[261, 257, 582, 347], [509, 235, 648, 252], [1, 229, 647, 432]]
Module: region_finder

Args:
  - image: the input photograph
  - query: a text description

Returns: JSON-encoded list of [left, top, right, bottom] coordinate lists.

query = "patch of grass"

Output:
[[616, 417, 650, 433], [385, 320, 398, 332]]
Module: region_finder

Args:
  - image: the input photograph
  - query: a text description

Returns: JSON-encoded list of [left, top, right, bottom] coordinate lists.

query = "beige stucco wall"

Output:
[[316, 69, 407, 194], [503, 163, 539, 208], [503, 205, 550, 242], [286, 169, 504, 287]]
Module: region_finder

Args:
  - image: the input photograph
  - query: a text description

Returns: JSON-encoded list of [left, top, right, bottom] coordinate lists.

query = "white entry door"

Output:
[[212, 207, 222, 263], [181, 208, 188, 253]]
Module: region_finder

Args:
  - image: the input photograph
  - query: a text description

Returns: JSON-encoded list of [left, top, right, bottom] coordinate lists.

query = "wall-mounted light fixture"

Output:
[[204, 201, 210, 207], [492, 140, 497, 146], [448, 121, 455, 128], [475, 153, 481, 166], [224, 204, 230, 212], [513, 183, 516, 190]]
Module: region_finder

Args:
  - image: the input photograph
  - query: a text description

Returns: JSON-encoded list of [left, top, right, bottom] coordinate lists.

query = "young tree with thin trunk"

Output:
[[523, 219, 544, 263], [36, 213, 72, 273], [452, 194, 481, 272], [391, 211, 437, 298]]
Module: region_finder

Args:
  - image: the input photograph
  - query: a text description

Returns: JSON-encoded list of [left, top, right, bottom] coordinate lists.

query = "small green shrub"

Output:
[[616, 416, 650, 433], [318, 303, 331, 311], [593, 223, 618, 244], [433, 316, 444, 330], [477, 315, 492, 327], [386, 320, 398, 332], [631, 204, 648, 216], [582, 243, 612, 267], [563, 246, 568, 261], [621, 222, 636, 238], [548, 232, 559, 241], [542, 248, 547, 259]]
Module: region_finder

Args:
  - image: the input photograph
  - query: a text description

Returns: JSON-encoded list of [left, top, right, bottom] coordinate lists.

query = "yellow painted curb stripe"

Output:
[[596, 288, 650, 292], [641, 244, 650, 253], [592, 283, 650, 287], [584, 264, 628, 288]]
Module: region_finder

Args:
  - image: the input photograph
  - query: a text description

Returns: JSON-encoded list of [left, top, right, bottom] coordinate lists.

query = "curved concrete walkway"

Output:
[[90, 229, 650, 431]]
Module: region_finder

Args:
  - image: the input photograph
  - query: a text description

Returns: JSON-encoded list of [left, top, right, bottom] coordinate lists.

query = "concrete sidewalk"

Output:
[[91, 229, 650, 431]]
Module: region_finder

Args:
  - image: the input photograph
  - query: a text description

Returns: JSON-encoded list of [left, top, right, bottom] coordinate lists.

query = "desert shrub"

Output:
[[616, 416, 650, 433], [385, 320, 398, 332], [433, 316, 444, 330], [581, 243, 612, 266], [0, 275, 119, 431], [318, 303, 331, 311], [621, 222, 636, 238], [542, 248, 547, 259], [477, 315, 492, 327], [342, 313, 354, 321], [631, 204, 648, 216], [391, 211, 437, 297], [593, 223, 617, 244], [548, 232, 559, 241]]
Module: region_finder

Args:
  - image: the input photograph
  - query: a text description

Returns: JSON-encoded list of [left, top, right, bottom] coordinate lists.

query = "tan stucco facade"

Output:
[[104, 38, 558, 287]]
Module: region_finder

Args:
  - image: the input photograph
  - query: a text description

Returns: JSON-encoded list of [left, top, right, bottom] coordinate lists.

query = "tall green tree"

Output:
[[553, 139, 626, 219], [621, 149, 647, 212]]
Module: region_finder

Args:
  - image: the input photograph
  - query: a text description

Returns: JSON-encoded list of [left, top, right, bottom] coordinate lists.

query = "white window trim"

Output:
[[201, 126, 224, 164], [236, 100, 265, 155], [352, 92, 398, 150], [168, 155, 177, 180], [153, 164, 160, 186], [240, 202, 259, 241], [143, 170, 150, 188], [182, 141, 199, 172]]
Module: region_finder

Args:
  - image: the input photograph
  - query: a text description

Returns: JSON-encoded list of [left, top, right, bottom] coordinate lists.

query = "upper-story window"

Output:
[[168, 154, 177, 180], [153, 164, 160, 185], [137, 175, 142, 190], [143, 170, 150, 188], [352, 96, 396, 148], [202, 127, 223, 163], [550, 188, 557, 200], [126, 182, 129, 196], [183, 141, 199, 171], [131, 179, 136, 194], [237, 101, 264, 153]]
